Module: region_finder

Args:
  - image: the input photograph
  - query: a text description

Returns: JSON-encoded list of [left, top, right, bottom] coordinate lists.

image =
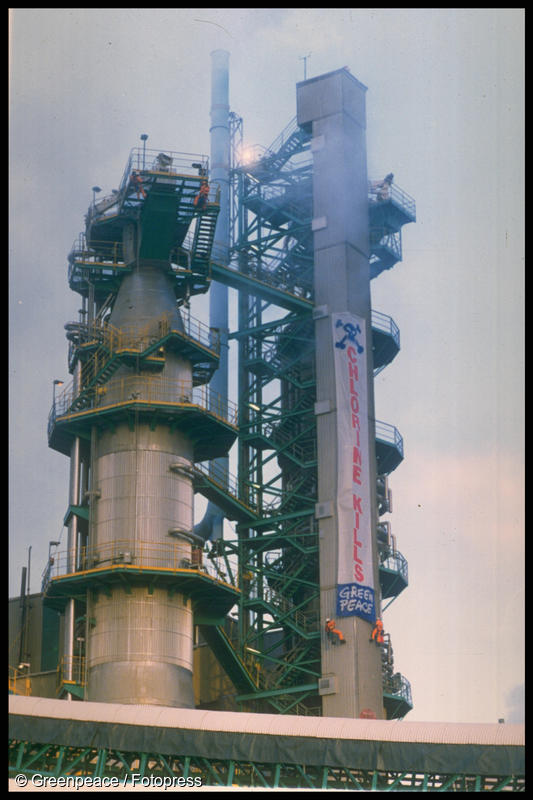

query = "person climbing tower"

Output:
[[370, 618, 385, 646], [325, 617, 346, 645]]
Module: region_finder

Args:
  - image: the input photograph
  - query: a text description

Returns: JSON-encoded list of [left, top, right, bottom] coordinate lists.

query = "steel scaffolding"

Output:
[[207, 110, 416, 717]]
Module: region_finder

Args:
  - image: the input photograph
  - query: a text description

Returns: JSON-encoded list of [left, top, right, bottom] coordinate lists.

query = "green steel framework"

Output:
[[209, 115, 416, 717], [8, 739, 524, 791]]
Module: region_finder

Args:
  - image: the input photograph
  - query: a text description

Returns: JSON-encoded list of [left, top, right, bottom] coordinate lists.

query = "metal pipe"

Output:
[[195, 49, 231, 543], [63, 435, 81, 692]]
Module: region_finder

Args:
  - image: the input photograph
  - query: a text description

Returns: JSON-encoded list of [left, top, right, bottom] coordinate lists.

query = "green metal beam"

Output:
[[211, 261, 313, 313], [8, 740, 524, 791], [235, 680, 318, 703]]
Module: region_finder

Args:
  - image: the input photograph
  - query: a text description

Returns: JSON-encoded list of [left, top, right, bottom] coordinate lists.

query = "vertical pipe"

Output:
[[210, 49, 230, 270], [63, 435, 80, 692], [209, 49, 230, 426], [18, 567, 27, 667], [195, 49, 230, 542], [63, 360, 81, 700]]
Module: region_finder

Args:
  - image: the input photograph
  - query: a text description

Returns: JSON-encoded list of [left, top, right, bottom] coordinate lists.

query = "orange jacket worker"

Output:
[[370, 618, 384, 645], [194, 181, 210, 211], [325, 618, 346, 645]]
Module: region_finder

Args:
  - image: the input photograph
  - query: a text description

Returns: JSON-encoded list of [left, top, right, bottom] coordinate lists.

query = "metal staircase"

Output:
[[197, 624, 257, 695]]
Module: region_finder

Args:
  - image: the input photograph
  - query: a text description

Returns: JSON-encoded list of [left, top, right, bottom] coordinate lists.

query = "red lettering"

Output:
[[354, 563, 364, 582], [347, 345, 358, 363], [353, 445, 362, 485], [353, 495, 363, 514], [348, 360, 359, 382], [350, 394, 359, 414], [353, 526, 364, 563]]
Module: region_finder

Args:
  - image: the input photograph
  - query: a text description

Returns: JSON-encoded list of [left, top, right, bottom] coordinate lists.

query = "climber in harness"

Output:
[[325, 618, 346, 645], [370, 618, 385, 646], [194, 180, 210, 211]]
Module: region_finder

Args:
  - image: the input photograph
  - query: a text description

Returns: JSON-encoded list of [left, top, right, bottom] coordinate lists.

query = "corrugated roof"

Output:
[[9, 695, 524, 747]]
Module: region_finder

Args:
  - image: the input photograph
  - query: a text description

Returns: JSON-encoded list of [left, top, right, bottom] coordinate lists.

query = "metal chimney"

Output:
[[195, 49, 230, 542]]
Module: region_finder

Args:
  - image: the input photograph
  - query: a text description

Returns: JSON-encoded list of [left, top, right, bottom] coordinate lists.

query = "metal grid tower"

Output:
[[213, 67, 416, 718]]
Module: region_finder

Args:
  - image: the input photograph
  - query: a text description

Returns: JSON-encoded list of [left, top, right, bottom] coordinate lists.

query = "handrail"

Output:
[[118, 147, 209, 194], [50, 375, 238, 431], [375, 420, 404, 457], [65, 312, 220, 368], [8, 667, 31, 696], [44, 539, 240, 592], [380, 548, 408, 582], [247, 578, 318, 634], [263, 116, 299, 159], [220, 256, 313, 301], [383, 672, 413, 706], [68, 234, 126, 266], [57, 655, 86, 688], [371, 309, 400, 345], [368, 179, 416, 220], [192, 460, 258, 513]]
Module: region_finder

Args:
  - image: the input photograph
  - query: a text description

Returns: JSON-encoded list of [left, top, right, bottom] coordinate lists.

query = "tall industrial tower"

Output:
[[45, 59, 415, 719], [211, 66, 415, 719], [47, 129, 239, 705]]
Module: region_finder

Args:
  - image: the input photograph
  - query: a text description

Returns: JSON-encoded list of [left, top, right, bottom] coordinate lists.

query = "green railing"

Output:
[[380, 548, 408, 584], [192, 460, 259, 513], [383, 672, 413, 708]]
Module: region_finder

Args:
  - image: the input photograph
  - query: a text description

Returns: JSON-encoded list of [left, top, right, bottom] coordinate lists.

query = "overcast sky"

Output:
[[9, 8, 524, 725]]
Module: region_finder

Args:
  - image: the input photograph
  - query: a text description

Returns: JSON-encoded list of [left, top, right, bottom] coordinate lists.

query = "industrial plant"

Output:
[[9, 54, 524, 790]]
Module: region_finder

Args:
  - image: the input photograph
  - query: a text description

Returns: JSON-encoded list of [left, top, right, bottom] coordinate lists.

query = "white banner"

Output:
[[333, 312, 376, 622]]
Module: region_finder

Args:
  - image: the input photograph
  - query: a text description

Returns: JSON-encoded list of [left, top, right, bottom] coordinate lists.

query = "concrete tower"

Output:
[[297, 69, 383, 717]]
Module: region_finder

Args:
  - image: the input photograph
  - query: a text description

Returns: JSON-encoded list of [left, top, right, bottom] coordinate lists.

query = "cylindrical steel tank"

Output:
[[87, 587, 194, 706], [86, 257, 197, 707]]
